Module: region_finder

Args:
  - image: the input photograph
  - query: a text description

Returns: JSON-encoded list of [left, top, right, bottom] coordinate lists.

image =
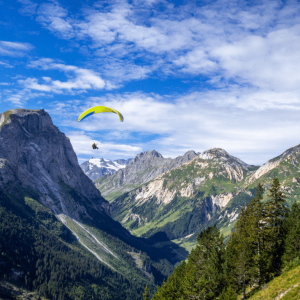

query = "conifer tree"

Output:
[[219, 285, 237, 300], [143, 285, 149, 300], [247, 183, 267, 286], [226, 207, 253, 299], [282, 202, 300, 268], [265, 178, 288, 277], [152, 261, 186, 300], [183, 226, 225, 299]]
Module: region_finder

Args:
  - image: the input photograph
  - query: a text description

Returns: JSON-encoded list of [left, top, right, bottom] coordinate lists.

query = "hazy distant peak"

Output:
[[81, 157, 133, 181]]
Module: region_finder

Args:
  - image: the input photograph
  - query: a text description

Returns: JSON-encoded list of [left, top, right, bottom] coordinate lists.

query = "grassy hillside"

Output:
[[248, 265, 300, 300]]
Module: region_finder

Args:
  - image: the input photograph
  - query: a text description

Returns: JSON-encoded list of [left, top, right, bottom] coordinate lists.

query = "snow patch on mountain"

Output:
[[81, 157, 132, 181]]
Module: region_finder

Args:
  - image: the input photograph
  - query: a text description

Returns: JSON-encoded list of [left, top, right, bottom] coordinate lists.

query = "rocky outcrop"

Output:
[[135, 179, 176, 205], [211, 192, 236, 208], [245, 143, 300, 185], [199, 148, 252, 182], [111, 147, 256, 240], [0, 109, 110, 219]]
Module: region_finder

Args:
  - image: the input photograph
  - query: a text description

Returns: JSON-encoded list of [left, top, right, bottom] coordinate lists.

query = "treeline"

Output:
[[151, 178, 300, 299], [0, 191, 145, 300]]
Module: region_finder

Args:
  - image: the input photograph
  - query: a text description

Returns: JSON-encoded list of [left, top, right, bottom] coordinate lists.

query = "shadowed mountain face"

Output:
[[0, 109, 109, 219], [95, 149, 199, 201], [0, 109, 187, 297]]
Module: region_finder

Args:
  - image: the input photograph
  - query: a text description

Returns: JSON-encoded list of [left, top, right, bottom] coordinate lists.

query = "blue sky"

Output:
[[1, 0, 300, 165]]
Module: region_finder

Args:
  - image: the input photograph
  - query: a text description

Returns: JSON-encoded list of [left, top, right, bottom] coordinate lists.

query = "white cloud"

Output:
[[47, 89, 300, 165], [18, 0, 37, 16], [0, 61, 14, 68], [0, 41, 33, 56], [20, 58, 109, 93], [67, 131, 142, 158], [211, 25, 300, 91], [36, 3, 74, 39], [5, 88, 46, 105], [173, 48, 217, 74], [13, 0, 300, 164], [19, 0, 300, 91]]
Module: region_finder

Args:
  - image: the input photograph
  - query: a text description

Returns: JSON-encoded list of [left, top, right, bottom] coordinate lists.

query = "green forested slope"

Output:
[[0, 191, 147, 300], [151, 178, 300, 300]]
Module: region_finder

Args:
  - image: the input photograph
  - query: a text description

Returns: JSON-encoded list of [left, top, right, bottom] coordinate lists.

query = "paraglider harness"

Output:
[[92, 143, 99, 150]]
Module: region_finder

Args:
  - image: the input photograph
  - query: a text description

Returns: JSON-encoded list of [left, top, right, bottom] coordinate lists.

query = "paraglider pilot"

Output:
[[92, 143, 99, 150]]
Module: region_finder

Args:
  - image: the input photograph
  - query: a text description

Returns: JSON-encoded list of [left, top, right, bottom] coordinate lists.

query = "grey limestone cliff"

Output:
[[0, 109, 110, 219], [95, 149, 199, 200]]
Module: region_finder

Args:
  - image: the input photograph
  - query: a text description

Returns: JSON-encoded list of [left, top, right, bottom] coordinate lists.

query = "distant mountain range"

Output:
[[94, 150, 199, 201], [96, 145, 300, 253], [80, 157, 132, 181]]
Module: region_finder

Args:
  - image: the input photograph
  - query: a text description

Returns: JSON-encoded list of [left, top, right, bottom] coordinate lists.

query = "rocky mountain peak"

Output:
[[199, 148, 250, 170], [0, 108, 109, 219], [96, 149, 198, 200], [132, 150, 163, 163]]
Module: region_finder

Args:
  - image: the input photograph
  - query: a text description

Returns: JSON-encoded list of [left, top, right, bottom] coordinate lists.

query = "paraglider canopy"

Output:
[[78, 106, 124, 122]]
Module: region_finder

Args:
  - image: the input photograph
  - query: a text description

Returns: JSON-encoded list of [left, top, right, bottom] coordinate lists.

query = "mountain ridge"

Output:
[[109, 143, 300, 252], [95, 149, 199, 201]]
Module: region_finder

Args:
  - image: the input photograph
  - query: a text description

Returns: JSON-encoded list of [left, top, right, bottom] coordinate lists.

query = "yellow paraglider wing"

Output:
[[78, 106, 124, 122]]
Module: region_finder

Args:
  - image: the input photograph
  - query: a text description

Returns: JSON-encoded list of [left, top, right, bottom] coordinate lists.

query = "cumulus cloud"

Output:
[[46, 90, 300, 165], [19, 58, 110, 93], [18, 0, 299, 91]]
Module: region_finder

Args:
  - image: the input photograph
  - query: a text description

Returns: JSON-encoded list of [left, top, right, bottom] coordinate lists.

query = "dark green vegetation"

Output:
[[151, 179, 300, 299], [0, 186, 186, 300], [0, 191, 144, 300]]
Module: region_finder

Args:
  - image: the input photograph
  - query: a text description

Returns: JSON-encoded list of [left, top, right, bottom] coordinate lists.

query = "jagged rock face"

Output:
[[81, 157, 132, 181], [245, 144, 300, 186], [199, 148, 251, 182], [0, 109, 109, 219], [96, 149, 199, 200]]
